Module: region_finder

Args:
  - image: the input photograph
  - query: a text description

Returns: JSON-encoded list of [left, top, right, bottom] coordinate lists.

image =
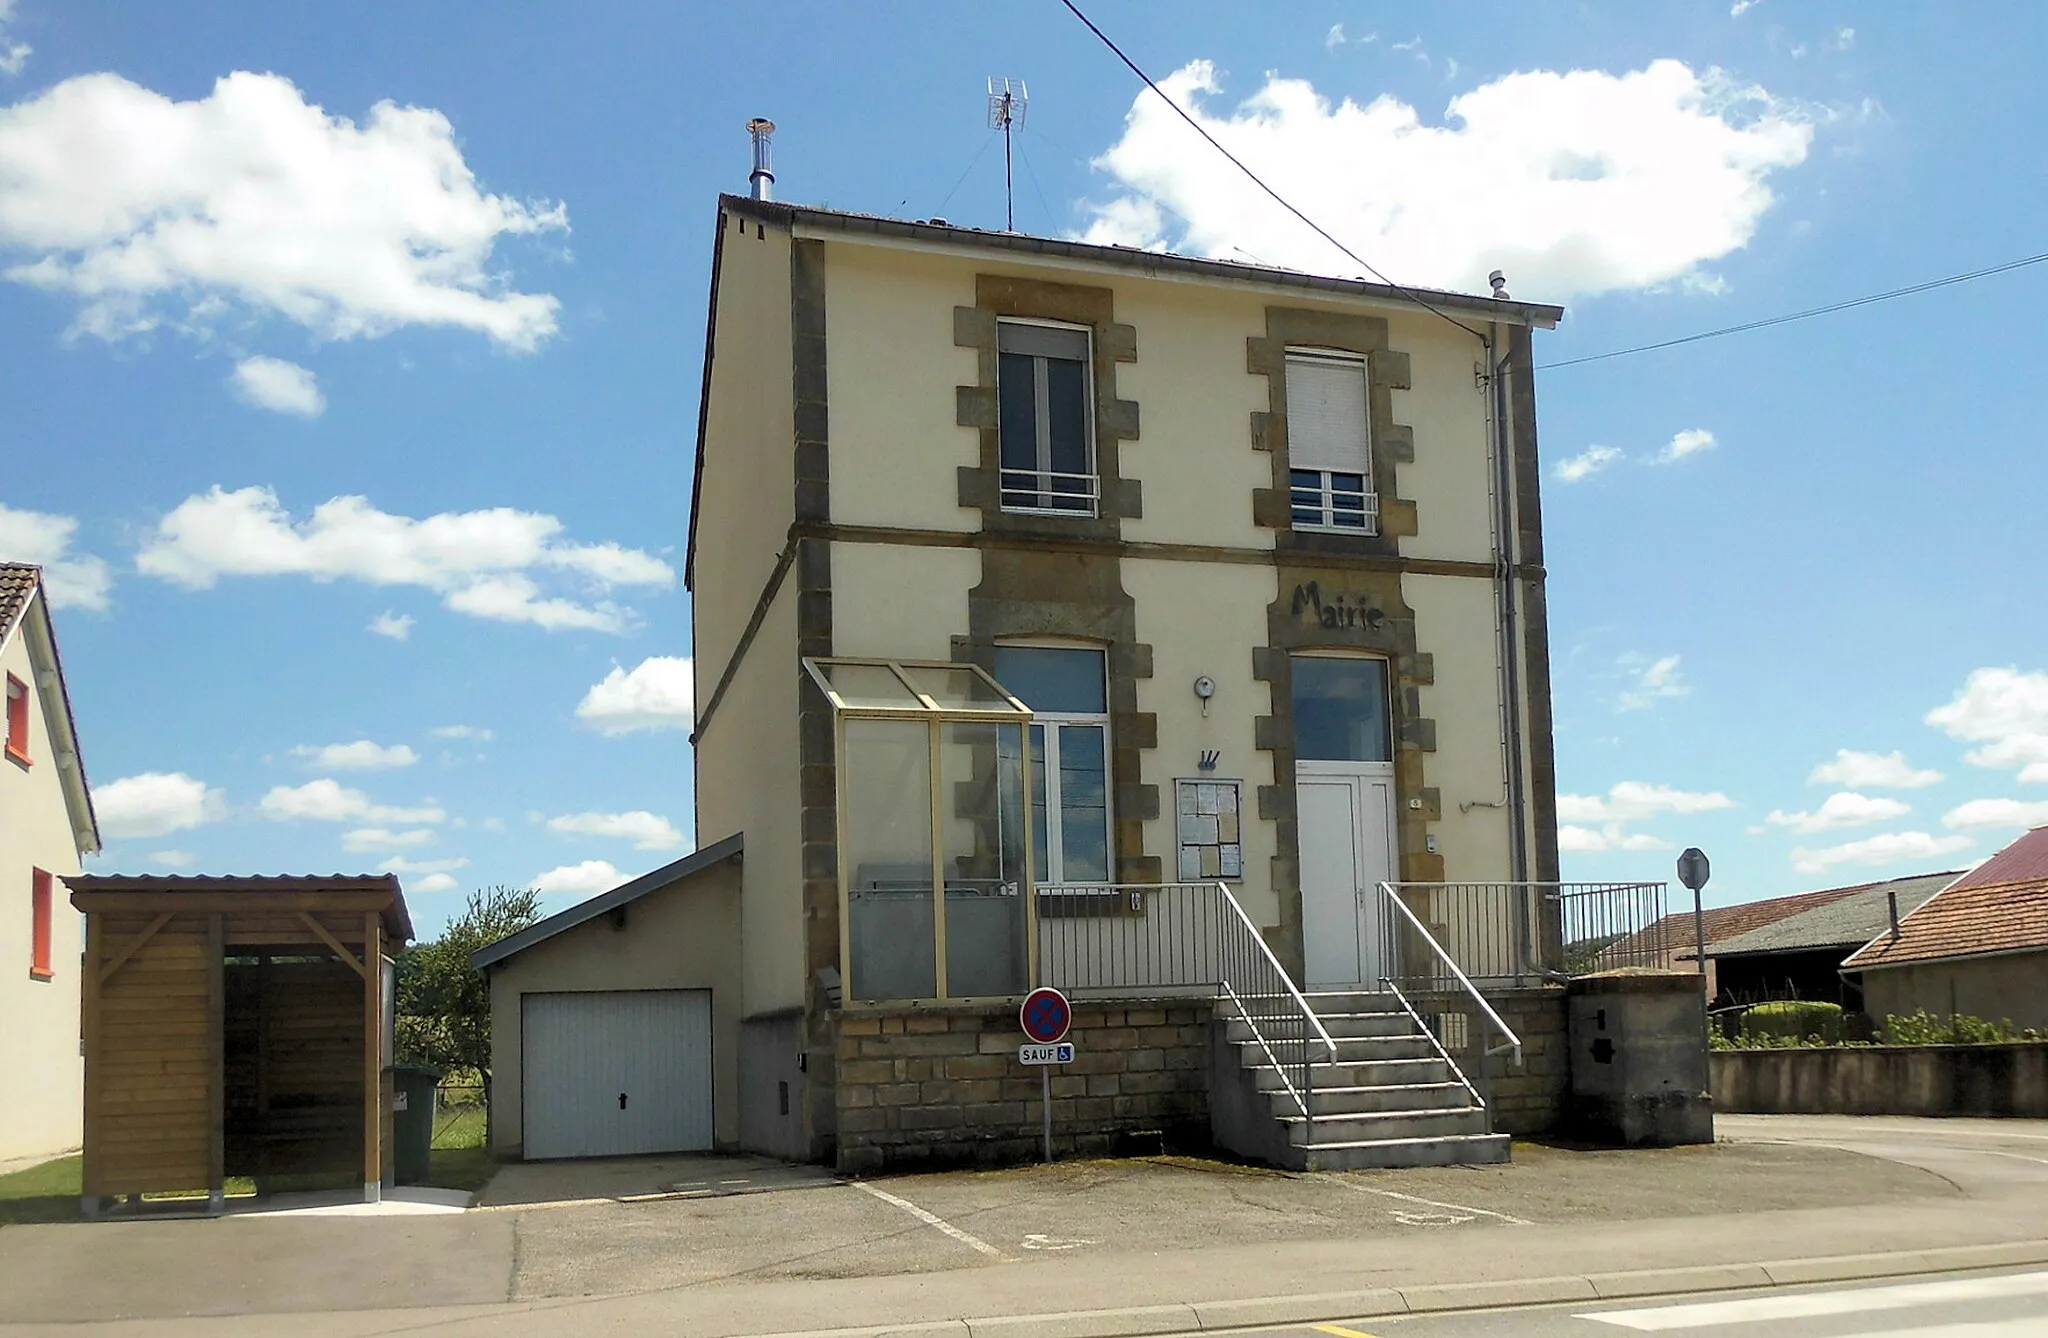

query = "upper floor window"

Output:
[[4, 673, 27, 766], [1285, 351, 1378, 535], [997, 321, 1097, 516], [29, 868, 53, 980]]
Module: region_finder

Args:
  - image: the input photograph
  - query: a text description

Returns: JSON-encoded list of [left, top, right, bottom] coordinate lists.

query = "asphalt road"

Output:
[[1273, 1267, 2048, 1336]]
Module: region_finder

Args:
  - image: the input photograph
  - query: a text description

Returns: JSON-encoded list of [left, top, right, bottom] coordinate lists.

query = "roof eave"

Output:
[[720, 193, 1565, 329], [470, 832, 745, 969], [685, 201, 735, 593], [11, 586, 99, 854]]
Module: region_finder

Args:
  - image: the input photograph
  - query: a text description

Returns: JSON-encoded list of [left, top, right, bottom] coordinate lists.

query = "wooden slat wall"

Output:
[[89, 915, 212, 1196]]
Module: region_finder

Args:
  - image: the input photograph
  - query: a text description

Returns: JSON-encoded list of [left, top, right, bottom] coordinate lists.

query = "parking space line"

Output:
[[1312, 1325, 1382, 1338], [1319, 1175, 1534, 1226], [853, 1182, 1013, 1261]]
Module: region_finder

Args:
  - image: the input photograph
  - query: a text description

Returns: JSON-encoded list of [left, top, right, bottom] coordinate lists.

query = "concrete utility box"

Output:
[[1567, 971, 1713, 1147]]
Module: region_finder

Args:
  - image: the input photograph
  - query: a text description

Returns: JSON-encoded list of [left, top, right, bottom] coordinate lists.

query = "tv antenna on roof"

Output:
[[987, 77, 1029, 232]]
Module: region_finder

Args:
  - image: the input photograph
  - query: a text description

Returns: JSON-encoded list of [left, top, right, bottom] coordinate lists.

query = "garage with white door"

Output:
[[472, 837, 744, 1160], [521, 990, 714, 1160]]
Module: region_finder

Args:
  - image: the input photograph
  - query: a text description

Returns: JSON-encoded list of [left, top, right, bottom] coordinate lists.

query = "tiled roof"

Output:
[[1843, 829, 2048, 970], [1597, 883, 1867, 964], [0, 563, 37, 641], [1711, 872, 1960, 957]]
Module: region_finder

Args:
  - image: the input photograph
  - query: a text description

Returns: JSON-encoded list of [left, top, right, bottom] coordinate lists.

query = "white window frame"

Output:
[[1284, 349, 1379, 536], [996, 641, 1114, 887], [996, 318, 1100, 518]]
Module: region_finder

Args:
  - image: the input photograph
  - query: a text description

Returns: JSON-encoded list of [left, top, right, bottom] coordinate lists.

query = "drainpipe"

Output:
[[1488, 318, 1529, 887]]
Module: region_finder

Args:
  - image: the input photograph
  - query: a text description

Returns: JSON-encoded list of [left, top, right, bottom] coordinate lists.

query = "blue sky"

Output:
[[3, 2, 2044, 935]]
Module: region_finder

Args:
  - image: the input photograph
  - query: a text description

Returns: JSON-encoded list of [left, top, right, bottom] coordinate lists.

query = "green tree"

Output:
[[394, 885, 542, 1084]]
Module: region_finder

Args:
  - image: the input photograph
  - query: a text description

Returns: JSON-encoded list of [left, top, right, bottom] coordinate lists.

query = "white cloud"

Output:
[[547, 810, 686, 851], [0, 501, 114, 610], [412, 872, 459, 893], [0, 0, 27, 77], [576, 656, 694, 735], [1555, 445, 1622, 483], [1765, 791, 1911, 835], [293, 740, 418, 771], [1791, 830, 1972, 876], [1557, 823, 1672, 853], [1619, 654, 1689, 711], [258, 778, 443, 825], [1941, 797, 2048, 832], [1829, 27, 1856, 51], [1656, 428, 1717, 463], [231, 356, 325, 417], [93, 771, 227, 840], [0, 71, 565, 348], [430, 724, 493, 741], [1730, 0, 1763, 15], [1808, 749, 1943, 790], [377, 855, 469, 875], [1324, 23, 1346, 52], [146, 849, 196, 868], [1927, 668, 2048, 783], [1558, 781, 1736, 824], [1081, 58, 1814, 300], [342, 826, 436, 852], [136, 486, 672, 634], [368, 611, 414, 641], [532, 859, 626, 897]]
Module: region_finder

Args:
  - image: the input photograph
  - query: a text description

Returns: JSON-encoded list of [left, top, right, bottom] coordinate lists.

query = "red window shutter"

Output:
[[30, 868, 53, 979], [4, 675, 27, 764]]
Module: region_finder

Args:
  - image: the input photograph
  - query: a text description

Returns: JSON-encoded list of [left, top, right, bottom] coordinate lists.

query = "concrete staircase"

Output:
[[1216, 990, 1511, 1171]]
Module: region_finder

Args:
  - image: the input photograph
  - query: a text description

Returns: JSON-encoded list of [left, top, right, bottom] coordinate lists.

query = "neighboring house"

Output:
[[1593, 884, 1869, 1001], [1707, 871, 1956, 1013], [481, 141, 1588, 1171], [1843, 827, 2048, 1032], [0, 564, 100, 1164]]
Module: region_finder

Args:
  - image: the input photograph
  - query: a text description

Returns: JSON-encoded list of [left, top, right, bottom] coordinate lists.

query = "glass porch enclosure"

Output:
[[804, 658, 1037, 1002]]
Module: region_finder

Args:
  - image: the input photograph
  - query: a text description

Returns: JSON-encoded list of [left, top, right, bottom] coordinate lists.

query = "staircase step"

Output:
[[1298, 1132, 1513, 1172], [1252, 1057, 1454, 1090], [1282, 1105, 1491, 1145], [1297, 1082, 1474, 1115], [1300, 990, 1400, 1012], [1226, 1012, 1415, 1044]]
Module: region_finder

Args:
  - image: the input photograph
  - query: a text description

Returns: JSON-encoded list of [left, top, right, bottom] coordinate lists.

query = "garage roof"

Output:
[[470, 833, 744, 970]]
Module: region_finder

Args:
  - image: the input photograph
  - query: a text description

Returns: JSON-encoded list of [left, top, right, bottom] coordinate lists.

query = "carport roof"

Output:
[[470, 832, 744, 969]]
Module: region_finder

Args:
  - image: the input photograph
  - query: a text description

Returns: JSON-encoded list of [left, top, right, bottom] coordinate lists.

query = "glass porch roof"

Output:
[[802, 657, 1032, 718]]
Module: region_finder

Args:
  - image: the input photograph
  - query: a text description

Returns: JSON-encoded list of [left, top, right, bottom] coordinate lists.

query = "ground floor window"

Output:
[[991, 645, 1111, 886]]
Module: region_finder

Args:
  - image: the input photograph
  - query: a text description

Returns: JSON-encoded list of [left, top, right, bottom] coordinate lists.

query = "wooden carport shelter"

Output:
[[65, 875, 412, 1214]]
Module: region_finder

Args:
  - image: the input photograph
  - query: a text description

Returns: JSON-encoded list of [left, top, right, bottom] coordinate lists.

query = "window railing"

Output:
[[1289, 470, 1379, 534], [1000, 468, 1100, 516]]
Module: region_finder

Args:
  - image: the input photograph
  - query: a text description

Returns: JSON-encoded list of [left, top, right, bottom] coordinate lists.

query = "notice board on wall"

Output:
[[1176, 778, 1243, 881]]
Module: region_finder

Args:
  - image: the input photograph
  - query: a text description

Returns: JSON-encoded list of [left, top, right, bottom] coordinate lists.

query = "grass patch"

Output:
[[433, 1105, 487, 1150], [0, 1154, 81, 1225], [424, 1145, 497, 1194]]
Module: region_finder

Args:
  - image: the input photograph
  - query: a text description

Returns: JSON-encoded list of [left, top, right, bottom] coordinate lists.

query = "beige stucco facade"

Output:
[[0, 584, 96, 1164], [1861, 951, 2048, 1034], [486, 861, 743, 1157]]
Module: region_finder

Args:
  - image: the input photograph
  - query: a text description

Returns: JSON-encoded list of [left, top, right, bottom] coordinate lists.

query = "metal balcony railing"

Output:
[[1034, 882, 1337, 1140]]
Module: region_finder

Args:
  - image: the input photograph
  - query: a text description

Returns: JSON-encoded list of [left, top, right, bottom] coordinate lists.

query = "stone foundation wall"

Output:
[[834, 999, 1212, 1173], [1406, 985, 1569, 1136], [1712, 1042, 2048, 1117]]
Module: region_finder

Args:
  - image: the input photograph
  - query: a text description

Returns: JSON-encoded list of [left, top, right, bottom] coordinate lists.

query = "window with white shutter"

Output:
[[1284, 351, 1378, 533]]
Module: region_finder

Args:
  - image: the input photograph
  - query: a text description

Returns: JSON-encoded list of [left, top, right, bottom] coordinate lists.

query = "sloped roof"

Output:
[[1712, 871, 1960, 957], [65, 872, 413, 941], [470, 833, 743, 969], [1, 564, 99, 853], [1598, 883, 1866, 965], [1844, 828, 2048, 970]]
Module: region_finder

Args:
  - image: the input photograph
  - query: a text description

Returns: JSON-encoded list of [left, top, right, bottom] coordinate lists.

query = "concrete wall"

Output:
[[1566, 973, 1713, 1147], [738, 1010, 807, 1160], [1861, 953, 2048, 1034], [834, 1000, 1211, 1172], [0, 597, 85, 1163], [1713, 1043, 2048, 1118], [486, 861, 743, 1158]]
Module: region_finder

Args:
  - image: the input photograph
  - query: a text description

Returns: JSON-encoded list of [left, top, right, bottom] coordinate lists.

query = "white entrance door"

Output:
[[522, 990, 714, 1160], [1298, 765, 1398, 987]]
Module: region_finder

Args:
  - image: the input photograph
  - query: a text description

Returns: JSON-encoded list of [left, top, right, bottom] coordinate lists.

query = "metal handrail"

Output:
[[1380, 977, 1486, 1110], [1213, 881, 1340, 1064], [1375, 881, 1523, 1064]]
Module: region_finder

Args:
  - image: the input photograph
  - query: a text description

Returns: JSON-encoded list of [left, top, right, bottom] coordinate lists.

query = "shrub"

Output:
[[1742, 1000, 1845, 1046], [1883, 1009, 2046, 1045]]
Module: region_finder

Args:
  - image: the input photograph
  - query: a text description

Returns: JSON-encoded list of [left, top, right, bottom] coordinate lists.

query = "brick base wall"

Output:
[[833, 999, 1212, 1174]]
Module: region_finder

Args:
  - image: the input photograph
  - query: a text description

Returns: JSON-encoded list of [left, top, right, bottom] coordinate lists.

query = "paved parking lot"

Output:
[[0, 1136, 1963, 1323]]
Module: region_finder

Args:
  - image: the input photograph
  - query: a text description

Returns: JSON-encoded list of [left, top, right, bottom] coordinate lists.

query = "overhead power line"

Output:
[[1539, 249, 2048, 371], [1056, 0, 1484, 341]]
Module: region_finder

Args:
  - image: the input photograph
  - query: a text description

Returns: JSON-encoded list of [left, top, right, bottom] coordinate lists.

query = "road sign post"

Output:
[[1676, 848, 1713, 1092], [1019, 987, 1073, 1163]]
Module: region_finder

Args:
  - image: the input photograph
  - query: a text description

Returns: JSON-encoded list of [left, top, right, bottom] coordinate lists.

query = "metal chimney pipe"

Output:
[[1888, 889, 1901, 940], [747, 118, 776, 201]]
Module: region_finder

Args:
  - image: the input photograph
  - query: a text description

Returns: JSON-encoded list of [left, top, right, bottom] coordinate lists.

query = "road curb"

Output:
[[744, 1238, 2048, 1338]]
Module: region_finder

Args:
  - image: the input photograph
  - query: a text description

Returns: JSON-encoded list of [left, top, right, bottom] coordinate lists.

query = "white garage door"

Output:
[[521, 990, 713, 1160]]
